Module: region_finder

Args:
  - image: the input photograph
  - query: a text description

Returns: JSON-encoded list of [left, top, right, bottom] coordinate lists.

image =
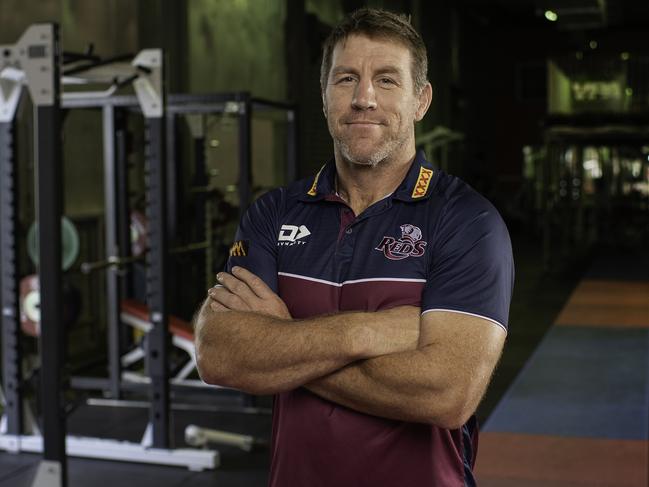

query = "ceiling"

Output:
[[455, 0, 649, 31]]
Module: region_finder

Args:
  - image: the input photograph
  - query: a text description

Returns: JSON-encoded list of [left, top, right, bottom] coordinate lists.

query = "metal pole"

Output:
[[0, 119, 23, 438], [102, 103, 122, 399], [132, 48, 170, 449], [165, 112, 178, 313], [144, 116, 170, 448], [34, 23, 67, 487], [286, 109, 297, 183], [115, 110, 131, 293], [237, 93, 252, 213], [166, 112, 178, 242]]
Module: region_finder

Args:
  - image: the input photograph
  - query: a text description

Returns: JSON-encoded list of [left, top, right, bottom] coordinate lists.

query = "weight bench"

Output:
[[119, 299, 265, 452], [120, 299, 200, 385], [3, 300, 220, 469]]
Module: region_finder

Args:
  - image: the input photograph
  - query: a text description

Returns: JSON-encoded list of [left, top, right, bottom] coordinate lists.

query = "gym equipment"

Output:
[[20, 275, 41, 337], [0, 24, 68, 486], [120, 300, 268, 456], [79, 238, 210, 275], [0, 26, 218, 483], [536, 53, 649, 270], [130, 210, 148, 257], [185, 424, 267, 452], [533, 129, 649, 271], [65, 91, 297, 402], [1, 25, 295, 483], [27, 216, 80, 271], [120, 299, 196, 385], [19, 275, 81, 337]]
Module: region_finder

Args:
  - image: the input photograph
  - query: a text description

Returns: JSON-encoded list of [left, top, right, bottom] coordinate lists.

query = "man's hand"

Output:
[[209, 267, 418, 355], [207, 267, 418, 355], [208, 266, 292, 320]]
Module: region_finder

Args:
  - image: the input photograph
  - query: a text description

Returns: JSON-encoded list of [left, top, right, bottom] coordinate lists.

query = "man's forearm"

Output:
[[305, 312, 506, 429], [305, 349, 453, 426], [194, 301, 419, 395]]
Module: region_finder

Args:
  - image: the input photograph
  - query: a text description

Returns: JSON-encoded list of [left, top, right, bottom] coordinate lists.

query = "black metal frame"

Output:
[[102, 104, 123, 399], [540, 117, 649, 270], [144, 115, 171, 447], [34, 24, 67, 486], [1, 86, 297, 462], [0, 23, 68, 486], [0, 117, 22, 438], [36, 101, 67, 485]]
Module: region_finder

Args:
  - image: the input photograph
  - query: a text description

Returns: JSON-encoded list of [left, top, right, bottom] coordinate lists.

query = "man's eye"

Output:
[[379, 78, 395, 85], [337, 76, 355, 83]]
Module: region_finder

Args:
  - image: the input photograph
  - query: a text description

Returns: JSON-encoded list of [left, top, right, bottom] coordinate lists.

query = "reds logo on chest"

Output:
[[374, 224, 427, 260]]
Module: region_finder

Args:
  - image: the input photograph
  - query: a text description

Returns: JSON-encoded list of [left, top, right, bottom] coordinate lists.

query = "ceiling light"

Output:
[[544, 10, 558, 21]]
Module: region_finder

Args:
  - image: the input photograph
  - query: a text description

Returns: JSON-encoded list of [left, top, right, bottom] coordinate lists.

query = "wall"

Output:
[[1, 0, 139, 219], [187, 0, 287, 100]]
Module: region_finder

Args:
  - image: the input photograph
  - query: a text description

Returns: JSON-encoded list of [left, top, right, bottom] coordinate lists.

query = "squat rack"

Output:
[[64, 92, 298, 397], [1, 22, 298, 487], [0, 23, 68, 486], [0, 23, 216, 487]]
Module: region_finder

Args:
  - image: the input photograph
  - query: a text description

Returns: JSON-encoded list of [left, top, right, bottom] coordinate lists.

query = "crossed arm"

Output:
[[194, 266, 506, 428]]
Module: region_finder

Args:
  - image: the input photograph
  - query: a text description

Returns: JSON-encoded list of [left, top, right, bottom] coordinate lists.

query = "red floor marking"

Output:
[[476, 432, 649, 487], [555, 280, 649, 328]]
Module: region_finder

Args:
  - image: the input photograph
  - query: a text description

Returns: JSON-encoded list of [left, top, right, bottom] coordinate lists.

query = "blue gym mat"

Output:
[[483, 325, 649, 440]]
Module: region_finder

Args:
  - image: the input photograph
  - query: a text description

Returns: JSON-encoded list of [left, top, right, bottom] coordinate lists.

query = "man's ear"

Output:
[[322, 90, 328, 118], [415, 82, 433, 122]]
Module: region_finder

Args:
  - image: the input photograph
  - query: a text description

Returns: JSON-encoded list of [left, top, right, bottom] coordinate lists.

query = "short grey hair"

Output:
[[320, 8, 428, 93]]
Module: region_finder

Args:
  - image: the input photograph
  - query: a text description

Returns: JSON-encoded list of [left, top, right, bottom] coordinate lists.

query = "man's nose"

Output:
[[352, 78, 377, 110]]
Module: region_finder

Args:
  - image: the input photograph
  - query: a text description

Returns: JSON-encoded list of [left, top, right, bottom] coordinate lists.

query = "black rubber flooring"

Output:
[[0, 400, 272, 487]]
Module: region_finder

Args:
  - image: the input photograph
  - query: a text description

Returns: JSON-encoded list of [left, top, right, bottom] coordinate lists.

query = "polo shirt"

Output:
[[227, 150, 514, 486]]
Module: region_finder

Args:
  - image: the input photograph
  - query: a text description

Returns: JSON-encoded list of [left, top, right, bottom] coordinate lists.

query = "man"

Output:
[[194, 8, 513, 486]]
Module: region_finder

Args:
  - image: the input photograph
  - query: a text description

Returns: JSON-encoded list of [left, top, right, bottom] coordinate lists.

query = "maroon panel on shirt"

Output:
[[269, 389, 467, 487], [278, 274, 425, 318], [273, 274, 470, 487], [277, 275, 340, 318], [339, 280, 424, 311]]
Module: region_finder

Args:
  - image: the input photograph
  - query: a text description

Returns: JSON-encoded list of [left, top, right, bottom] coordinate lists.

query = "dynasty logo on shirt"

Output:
[[278, 224, 311, 246], [375, 224, 427, 260], [229, 240, 249, 257]]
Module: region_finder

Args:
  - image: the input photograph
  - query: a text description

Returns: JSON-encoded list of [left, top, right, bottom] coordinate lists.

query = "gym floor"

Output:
[[477, 250, 649, 487], [0, 401, 273, 486], [1, 230, 646, 486]]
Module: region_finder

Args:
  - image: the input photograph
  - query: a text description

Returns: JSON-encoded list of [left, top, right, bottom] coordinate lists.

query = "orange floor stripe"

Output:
[[554, 280, 649, 328], [475, 432, 649, 487]]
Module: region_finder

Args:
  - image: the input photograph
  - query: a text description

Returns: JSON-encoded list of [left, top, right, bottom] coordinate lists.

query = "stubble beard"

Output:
[[331, 126, 410, 169], [337, 138, 394, 168]]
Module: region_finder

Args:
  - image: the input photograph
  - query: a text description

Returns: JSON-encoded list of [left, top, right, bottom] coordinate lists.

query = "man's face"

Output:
[[323, 34, 430, 167]]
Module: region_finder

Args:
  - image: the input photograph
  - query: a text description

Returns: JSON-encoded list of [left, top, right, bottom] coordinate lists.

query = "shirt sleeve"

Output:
[[225, 188, 282, 292], [421, 192, 514, 331]]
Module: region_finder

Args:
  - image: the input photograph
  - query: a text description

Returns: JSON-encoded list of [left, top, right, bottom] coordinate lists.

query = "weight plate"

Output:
[[130, 210, 148, 257], [27, 216, 80, 271], [23, 290, 41, 323]]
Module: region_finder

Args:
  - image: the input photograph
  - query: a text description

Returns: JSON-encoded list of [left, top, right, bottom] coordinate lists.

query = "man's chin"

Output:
[[340, 146, 388, 168], [343, 156, 382, 168]]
